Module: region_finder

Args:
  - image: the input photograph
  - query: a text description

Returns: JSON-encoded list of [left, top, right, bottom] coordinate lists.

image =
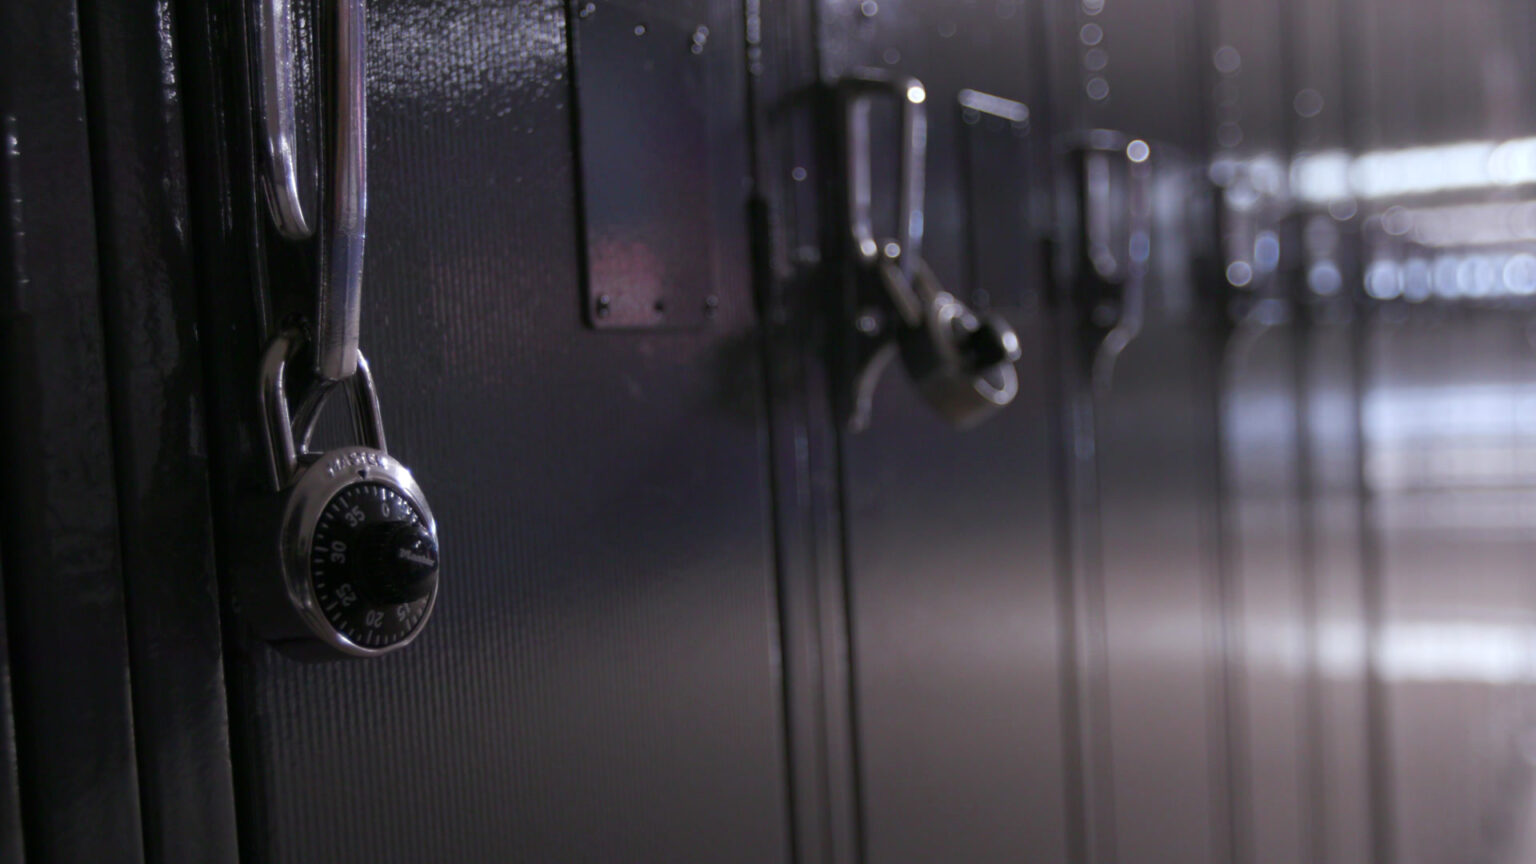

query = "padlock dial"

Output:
[[309, 481, 436, 650]]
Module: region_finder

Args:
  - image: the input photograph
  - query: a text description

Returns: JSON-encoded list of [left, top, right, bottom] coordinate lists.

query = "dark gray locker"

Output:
[[17, 1, 1536, 862], [1286, 1, 1378, 862], [176, 0, 794, 861], [0, 0, 145, 860]]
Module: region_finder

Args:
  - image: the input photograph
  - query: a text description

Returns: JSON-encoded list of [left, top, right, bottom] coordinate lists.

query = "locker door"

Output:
[[1346, 0, 1536, 861], [1043, 0, 1232, 861], [174, 0, 793, 861], [1286, 0, 1377, 861], [797, 2, 1073, 862], [1207, 0, 1317, 862]]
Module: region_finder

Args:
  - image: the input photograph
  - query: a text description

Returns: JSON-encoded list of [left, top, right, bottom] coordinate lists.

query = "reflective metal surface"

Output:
[[190, 0, 790, 860], [316, 0, 367, 382], [567, 1, 719, 329], [256, 0, 315, 238], [817, 2, 1071, 861], [255, 0, 367, 380], [18, 0, 1536, 861]]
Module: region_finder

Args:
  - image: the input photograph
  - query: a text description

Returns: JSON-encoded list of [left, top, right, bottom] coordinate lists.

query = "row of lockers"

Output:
[[3, 0, 1536, 862]]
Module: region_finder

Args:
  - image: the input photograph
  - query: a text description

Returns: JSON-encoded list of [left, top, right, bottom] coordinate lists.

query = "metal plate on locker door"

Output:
[[568, 0, 717, 329]]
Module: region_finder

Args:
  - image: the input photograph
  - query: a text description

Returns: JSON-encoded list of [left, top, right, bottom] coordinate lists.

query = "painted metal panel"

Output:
[[1349, 0, 1536, 861]]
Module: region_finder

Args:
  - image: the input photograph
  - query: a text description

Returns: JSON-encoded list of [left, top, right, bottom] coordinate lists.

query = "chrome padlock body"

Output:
[[244, 330, 439, 659], [902, 296, 1020, 429], [891, 260, 1022, 429]]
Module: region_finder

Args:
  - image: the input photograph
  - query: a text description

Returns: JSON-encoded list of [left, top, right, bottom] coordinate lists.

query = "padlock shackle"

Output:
[[261, 329, 388, 490]]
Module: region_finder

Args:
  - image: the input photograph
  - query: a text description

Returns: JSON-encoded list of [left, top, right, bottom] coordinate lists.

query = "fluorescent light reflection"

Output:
[[1291, 136, 1536, 204], [1316, 618, 1536, 685], [1376, 622, 1536, 685], [1404, 200, 1536, 248]]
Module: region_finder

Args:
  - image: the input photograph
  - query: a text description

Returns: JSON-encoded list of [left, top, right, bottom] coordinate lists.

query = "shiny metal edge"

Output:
[[255, 0, 314, 239]]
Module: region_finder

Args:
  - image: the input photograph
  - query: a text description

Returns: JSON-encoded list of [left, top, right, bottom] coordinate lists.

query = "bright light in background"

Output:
[[1401, 200, 1536, 248], [1380, 623, 1536, 685], [1315, 619, 1536, 685], [1290, 149, 1352, 203], [1290, 136, 1536, 203]]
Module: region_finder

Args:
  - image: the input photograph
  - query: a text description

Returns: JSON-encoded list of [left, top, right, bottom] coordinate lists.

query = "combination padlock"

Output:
[[239, 328, 439, 659], [837, 69, 1023, 431], [895, 258, 1022, 429]]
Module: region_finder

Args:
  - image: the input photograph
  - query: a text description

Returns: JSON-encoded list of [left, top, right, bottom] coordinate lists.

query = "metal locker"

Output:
[[0, 0, 148, 860], [794, 2, 1073, 862], [176, 0, 793, 860], [1286, 0, 1378, 861], [1345, 0, 1536, 861], [1043, 0, 1232, 861], [1207, 0, 1317, 862], [13, 0, 1536, 862]]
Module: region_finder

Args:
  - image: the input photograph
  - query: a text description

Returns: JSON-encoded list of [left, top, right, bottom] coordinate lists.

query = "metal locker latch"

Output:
[[836, 69, 1023, 432]]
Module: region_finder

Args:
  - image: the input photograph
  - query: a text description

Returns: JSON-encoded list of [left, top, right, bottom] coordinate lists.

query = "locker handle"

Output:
[[842, 69, 927, 289], [1057, 132, 1152, 391], [243, 0, 438, 662], [254, 0, 367, 382], [255, 0, 312, 239]]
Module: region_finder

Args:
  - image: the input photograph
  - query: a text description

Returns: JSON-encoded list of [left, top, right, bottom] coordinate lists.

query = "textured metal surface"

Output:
[[1302, 293, 1375, 864], [1087, 316, 1227, 864], [1364, 311, 1536, 864], [182, 0, 792, 861], [569, 0, 717, 329], [0, 0, 146, 859], [1221, 313, 1312, 864], [817, 2, 1072, 862], [74, 0, 243, 858], [1287, 1, 1377, 861]]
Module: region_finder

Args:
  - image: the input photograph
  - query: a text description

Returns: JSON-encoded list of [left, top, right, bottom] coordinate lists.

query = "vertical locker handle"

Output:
[[255, 0, 367, 381], [840, 69, 928, 284]]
